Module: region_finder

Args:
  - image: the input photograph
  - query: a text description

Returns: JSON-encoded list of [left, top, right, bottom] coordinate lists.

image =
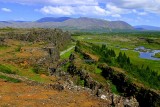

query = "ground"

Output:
[[0, 79, 108, 107]]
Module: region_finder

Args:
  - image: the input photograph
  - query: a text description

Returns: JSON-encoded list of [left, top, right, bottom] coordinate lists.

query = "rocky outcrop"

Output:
[[1, 28, 71, 50], [99, 64, 160, 107], [12, 44, 60, 72], [66, 54, 139, 107]]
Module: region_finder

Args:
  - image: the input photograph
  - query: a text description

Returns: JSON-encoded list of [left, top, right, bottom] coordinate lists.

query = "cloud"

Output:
[[111, 14, 121, 18], [132, 10, 147, 16], [1, 8, 12, 12], [0, 0, 98, 6], [103, 0, 160, 14], [40, 6, 74, 15], [106, 3, 131, 15], [38, 2, 149, 18], [1, 0, 160, 20], [39, 5, 108, 16]]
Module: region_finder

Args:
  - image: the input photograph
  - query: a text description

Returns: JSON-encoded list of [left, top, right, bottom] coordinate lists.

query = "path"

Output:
[[60, 46, 75, 56]]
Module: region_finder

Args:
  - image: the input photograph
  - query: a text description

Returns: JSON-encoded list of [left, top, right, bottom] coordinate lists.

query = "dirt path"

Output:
[[60, 46, 75, 56]]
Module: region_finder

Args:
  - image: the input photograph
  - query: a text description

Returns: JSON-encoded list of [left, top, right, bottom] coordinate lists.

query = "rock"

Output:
[[101, 95, 107, 100]]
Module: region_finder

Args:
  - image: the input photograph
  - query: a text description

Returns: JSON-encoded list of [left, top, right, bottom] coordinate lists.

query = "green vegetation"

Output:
[[31, 65, 48, 75], [107, 80, 119, 94], [76, 77, 85, 86], [95, 67, 102, 74], [0, 45, 8, 50], [0, 64, 16, 74], [154, 53, 160, 58], [0, 75, 21, 83], [72, 32, 160, 73]]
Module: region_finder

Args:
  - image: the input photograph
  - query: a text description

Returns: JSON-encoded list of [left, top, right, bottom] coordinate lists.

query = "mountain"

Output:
[[36, 17, 71, 22], [134, 25, 160, 31], [0, 17, 134, 32]]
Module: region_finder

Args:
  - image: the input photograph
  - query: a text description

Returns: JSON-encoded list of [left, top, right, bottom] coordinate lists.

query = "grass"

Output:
[[0, 63, 50, 83], [0, 75, 21, 83], [0, 64, 15, 74], [106, 80, 119, 95], [0, 45, 8, 49], [95, 67, 102, 74]]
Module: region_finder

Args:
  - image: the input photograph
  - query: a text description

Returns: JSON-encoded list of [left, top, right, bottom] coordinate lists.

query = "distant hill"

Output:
[[134, 25, 160, 31], [0, 17, 134, 32], [36, 17, 71, 22]]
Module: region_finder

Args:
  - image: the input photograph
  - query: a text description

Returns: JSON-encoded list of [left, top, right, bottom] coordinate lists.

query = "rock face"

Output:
[[43, 45, 60, 65], [100, 65, 160, 107], [66, 54, 139, 107]]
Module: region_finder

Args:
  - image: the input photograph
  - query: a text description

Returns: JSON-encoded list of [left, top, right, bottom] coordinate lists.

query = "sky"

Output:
[[0, 0, 160, 26]]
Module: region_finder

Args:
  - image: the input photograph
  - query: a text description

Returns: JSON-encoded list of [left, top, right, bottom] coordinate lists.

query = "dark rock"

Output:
[[100, 65, 160, 107]]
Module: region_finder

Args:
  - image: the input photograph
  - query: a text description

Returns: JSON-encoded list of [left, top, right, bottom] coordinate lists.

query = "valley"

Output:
[[72, 32, 160, 73]]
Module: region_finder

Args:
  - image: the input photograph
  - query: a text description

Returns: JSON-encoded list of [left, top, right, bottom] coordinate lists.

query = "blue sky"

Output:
[[0, 0, 160, 26]]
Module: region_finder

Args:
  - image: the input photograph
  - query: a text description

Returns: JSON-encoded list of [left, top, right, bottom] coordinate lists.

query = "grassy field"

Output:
[[72, 32, 160, 74]]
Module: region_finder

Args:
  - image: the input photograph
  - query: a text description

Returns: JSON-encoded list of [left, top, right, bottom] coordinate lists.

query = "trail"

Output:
[[60, 46, 75, 56]]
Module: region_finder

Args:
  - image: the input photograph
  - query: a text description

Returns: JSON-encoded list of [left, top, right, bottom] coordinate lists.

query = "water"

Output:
[[135, 46, 160, 60]]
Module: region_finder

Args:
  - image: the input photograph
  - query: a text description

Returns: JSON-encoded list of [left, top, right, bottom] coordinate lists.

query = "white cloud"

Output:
[[40, 6, 74, 15], [38, 3, 149, 18], [0, 0, 98, 6], [39, 5, 108, 16], [132, 10, 147, 16], [1, 8, 12, 12], [112, 14, 121, 18], [106, 3, 130, 15], [104, 0, 160, 14]]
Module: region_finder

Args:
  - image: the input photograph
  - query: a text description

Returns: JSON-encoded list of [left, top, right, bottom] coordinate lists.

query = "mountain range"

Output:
[[134, 25, 160, 31], [0, 17, 133, 32], [0, 17, 159, 32]]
